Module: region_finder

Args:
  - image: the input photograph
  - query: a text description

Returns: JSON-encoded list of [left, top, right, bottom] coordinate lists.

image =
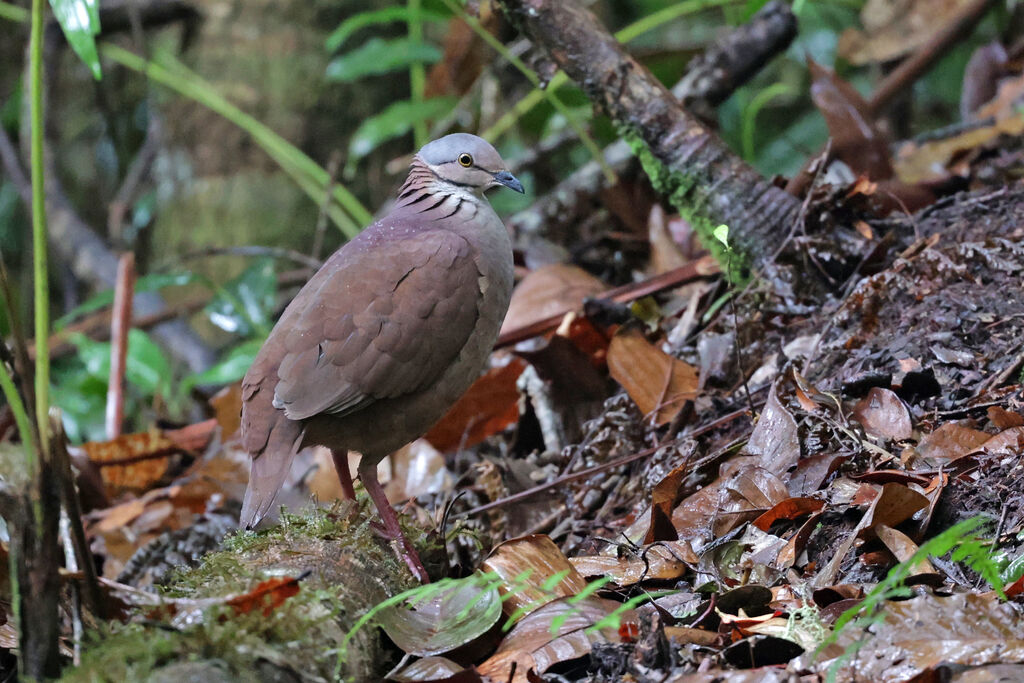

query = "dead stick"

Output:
[[105, 253, 135, 439]]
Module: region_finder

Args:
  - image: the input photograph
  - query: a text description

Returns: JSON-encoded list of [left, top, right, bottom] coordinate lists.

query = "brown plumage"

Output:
[[239, 134, 522, 582]]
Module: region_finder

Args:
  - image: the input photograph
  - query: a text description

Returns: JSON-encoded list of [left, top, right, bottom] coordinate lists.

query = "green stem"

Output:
[[101, 44, 372, 237], [0, 0, 28, 22], [408, 0, 428, 149], [481, 0, 737, 141], [29, 0, 48, 462], [441, 0, 616, 183], [0, 365, 33, 458]]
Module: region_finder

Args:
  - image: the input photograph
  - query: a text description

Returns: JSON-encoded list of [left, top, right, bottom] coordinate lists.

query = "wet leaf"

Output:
[[481, 535, 587, 620], [182, 339, 264, 392], [745, 378, 800, 476], [390, 656, 480, 682], [378, 574, 502, 657], [477, 597, 634, 683], [607, 327, 698, 425]]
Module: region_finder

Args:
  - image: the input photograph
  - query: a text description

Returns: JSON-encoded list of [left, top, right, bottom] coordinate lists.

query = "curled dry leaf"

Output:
[[426, 358, 527, 452], [875, 524, 935, 575], [607, 327, 698, 426], [78, 432, 180, 496], [852, 387, 912, 441], [808, 59, 892, 180], [857, 483, 929, 541], [476, 596, 635, 683], [481, 535, 587, 619], [570, 541, 695, 586], [752, 497, 824, 532], [500, 264, 606, 336]]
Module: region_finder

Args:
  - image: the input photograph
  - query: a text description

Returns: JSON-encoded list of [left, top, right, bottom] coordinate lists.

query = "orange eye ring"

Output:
[[458, 153, 473, 167]]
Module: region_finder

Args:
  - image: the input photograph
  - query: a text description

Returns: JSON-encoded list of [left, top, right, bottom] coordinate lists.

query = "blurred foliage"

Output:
[[0, 0, 1007, 442]]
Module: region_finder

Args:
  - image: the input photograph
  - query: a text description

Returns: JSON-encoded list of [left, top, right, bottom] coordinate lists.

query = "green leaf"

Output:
[[54, 272, 199, 330], [204, 258, 277, 337], [182, 338, 263, 391], [69, 328, 172, 397], [48, 0, 102, 79], [325, 37, 441, 83], [347, 96, 455, 168], [326, 6, 448, 52]]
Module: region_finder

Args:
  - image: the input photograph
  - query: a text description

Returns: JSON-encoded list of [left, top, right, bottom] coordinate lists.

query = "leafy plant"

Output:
[[325, 1, 454, 169]]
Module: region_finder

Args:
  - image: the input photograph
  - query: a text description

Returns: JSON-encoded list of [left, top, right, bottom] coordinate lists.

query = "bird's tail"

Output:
[[239, 413, 304, 529]]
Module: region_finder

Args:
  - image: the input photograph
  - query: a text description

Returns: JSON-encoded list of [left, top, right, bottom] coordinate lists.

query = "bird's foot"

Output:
[[361, 469, 431, 584]]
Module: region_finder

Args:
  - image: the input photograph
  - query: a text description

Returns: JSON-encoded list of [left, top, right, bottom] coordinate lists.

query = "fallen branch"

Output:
[[105, 254, 135, 440]]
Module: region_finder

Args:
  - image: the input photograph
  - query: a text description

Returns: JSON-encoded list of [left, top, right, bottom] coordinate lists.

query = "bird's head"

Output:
[[416, 133, 524, 194]]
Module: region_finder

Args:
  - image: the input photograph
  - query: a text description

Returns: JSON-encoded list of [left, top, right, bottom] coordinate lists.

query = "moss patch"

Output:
[[622, 126, 749, 282], [62, 504, 435, 682]]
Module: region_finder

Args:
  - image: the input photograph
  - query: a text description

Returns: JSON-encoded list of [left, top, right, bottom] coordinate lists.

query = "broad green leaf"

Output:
[[182, 338, 263, 391], [70, 329, 172, 397], [51, 363, 107, 443], [325, 38, 441, 83], [55, 272, 199, 330], [347, 96, 456, 168], [326, 6, 448, 52], [48, 0, 102, 79], [204, 258, 277, 337]]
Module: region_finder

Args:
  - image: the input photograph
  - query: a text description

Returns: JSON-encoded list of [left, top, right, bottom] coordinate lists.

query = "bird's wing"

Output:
[[270, 229, 482, 421]]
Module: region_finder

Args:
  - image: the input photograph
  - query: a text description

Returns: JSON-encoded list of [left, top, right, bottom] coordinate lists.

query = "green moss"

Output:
[[621, 126, 749, 282], [62, 503, 435, 681]]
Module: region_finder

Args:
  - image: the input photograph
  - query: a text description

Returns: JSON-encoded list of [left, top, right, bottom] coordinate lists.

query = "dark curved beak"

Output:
[[493, 170, 524, 194]]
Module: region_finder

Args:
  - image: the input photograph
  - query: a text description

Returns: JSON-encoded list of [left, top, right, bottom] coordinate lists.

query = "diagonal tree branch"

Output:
[[498, 0, 801, 273]]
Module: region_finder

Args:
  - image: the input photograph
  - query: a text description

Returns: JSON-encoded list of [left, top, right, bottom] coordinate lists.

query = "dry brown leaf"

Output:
[[570, 541, 695, 585], [988, 406, 1024, 430], [837, 0, 973, 65], [852, 387, 912, 441], [500, 264, 606, 336], [916, 422, 990, 461], [426, 358, 526, 452], [875, 524, 934, 574], [477, 597, 634, 683], [225, 575, 303, 618], [857, 483, 928, 541], [752, 497, 825, 532], [607, 327, 698, 425], [481, 535, 587, 619], [746, 379, 800, 477], [808, 59, 892, 180], [210, 382, 242, 437], [80, 432, 178, 496]]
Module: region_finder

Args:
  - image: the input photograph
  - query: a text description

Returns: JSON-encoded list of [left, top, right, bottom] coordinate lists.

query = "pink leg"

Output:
[[331, 448, 356, 500], [358, 461, 430, 584]]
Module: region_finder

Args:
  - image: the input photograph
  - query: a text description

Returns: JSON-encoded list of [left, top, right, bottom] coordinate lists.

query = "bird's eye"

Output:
[[458, 153, 473, 167]]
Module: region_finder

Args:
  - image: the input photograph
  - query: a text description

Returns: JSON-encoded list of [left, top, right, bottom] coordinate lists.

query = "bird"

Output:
[[239, 133, 523, 583]]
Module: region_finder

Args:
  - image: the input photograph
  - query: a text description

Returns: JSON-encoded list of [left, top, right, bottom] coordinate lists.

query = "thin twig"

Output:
[[105, 253, 135, 440]]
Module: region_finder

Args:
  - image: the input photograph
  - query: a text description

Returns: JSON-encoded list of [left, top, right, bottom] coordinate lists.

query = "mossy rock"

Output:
[[62, 504, 441, 682]]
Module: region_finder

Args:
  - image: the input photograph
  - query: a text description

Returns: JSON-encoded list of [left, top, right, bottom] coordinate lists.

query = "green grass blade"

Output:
[[101, 44, 372, 237]]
